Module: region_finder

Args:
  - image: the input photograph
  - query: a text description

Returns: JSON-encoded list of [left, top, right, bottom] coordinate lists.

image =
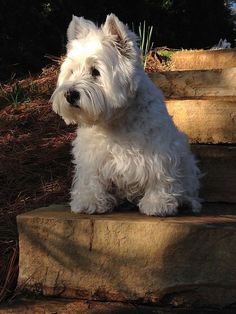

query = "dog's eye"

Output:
[[91, 67, 100, 78], [70, 70, 74, 74]]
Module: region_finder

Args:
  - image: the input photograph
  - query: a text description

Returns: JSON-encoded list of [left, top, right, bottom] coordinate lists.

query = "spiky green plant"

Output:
[[133, 21, 154, 69], [0, 82, 30, 106]]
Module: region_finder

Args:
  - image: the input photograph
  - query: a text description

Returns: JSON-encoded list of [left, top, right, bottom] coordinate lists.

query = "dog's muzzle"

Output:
[[65, 89, 80, 108]]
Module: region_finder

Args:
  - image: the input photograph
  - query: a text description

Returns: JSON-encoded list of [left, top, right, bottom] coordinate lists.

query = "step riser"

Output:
[[17, 206, 236, 307], [150, 68, 236, 99], [171, 48, 236, 70], [166, 100, 236, 144], [193, 145, 236, 203]]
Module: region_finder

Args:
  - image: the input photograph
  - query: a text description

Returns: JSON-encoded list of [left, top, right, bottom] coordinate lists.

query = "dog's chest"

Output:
[[102, 136, 149, 198], [77, 126, 150, 193]]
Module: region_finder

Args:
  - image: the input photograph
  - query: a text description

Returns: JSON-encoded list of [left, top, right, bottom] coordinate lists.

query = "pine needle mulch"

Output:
[[0, 64, 76, 302]]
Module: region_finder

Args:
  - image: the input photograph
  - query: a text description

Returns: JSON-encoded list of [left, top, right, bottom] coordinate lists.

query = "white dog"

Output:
[[52, 14, 201, 216]]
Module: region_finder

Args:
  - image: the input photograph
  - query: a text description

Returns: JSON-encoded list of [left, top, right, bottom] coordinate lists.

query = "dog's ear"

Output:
[[103, 14, 138, 58], [67, 15, 96, 41]]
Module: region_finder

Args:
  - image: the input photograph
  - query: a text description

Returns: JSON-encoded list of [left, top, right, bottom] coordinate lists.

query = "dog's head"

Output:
[[51, 14, 142, 125]]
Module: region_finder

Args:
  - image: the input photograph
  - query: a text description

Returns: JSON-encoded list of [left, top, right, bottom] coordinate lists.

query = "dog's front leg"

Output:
[[70, 168, 117, 214]]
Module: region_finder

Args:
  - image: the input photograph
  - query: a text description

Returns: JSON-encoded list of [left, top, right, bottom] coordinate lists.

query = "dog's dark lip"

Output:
[[70, 103, 80, 109]]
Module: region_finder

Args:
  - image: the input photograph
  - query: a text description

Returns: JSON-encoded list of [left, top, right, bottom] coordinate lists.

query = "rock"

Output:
[[17, 204, 236, 307]]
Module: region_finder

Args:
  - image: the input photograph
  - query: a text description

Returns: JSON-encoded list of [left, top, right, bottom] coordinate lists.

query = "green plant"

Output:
[[28, 81, 39, 95], [133, 21, 154, 69], [0, 82, 31, 106], [157, 50, 175, 59]]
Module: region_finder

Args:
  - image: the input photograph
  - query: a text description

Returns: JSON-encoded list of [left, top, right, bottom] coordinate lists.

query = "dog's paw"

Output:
[[182, 196, 202, 214], [71, 202, 99, 214], [70, 195, 116, 214], [190, 199, 202, 214], [139, 192, 178, 216]]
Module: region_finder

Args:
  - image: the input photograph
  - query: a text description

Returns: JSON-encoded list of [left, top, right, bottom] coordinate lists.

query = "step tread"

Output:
[[19, 203, 236, 225]]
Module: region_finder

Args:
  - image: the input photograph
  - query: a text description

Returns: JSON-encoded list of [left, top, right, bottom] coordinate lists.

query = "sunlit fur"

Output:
[[52, 14, 202, 216]]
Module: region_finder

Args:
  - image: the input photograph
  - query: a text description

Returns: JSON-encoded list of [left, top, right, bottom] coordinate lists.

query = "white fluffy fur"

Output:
[[51, 14, 202, 216]]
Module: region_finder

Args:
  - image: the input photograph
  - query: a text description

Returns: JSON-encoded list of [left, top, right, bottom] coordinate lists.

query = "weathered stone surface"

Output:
[[1, 297, 236, 314], [150, 68, 236, 99], [171, 48, 236, 71], [17, 204, 236, 307], [166, 99, 236, 144], [192, 145, 236, 202]]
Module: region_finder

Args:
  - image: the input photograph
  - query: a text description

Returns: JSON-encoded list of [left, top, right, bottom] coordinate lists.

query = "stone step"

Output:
[[171, 48, 236, 71], [149, 68, 236, 99], [192, 145, 236, 203], [166, 99, 236, 144], [17, 203, 236, 307]]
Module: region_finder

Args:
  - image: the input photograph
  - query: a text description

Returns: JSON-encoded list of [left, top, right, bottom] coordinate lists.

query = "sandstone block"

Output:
[[150, 68, 236, 99], [166, 99, 236, 144], [17, 204, 236, 307], [171, 48, 236, 71]]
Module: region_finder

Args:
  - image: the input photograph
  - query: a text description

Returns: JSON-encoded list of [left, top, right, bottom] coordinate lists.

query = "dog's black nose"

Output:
[[65, 89, 80, 106]]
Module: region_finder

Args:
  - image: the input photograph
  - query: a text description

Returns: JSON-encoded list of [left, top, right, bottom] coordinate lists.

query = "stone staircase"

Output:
[[17, 49, 236, 308], [151, 66, 236, 203]]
